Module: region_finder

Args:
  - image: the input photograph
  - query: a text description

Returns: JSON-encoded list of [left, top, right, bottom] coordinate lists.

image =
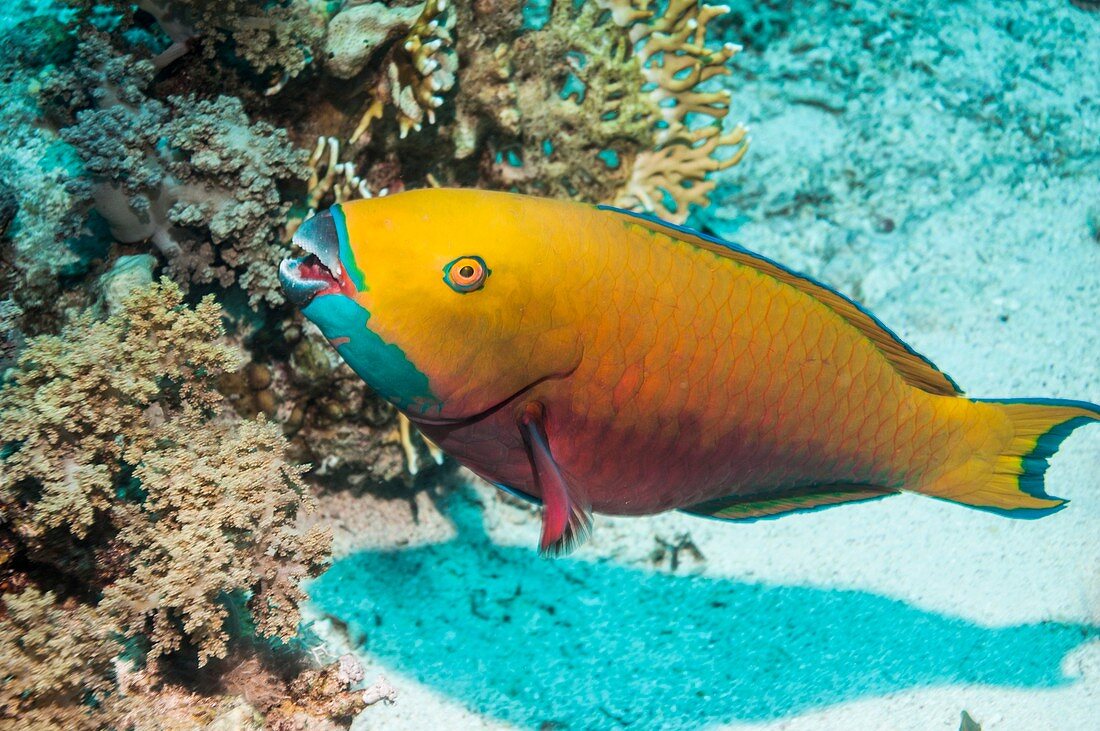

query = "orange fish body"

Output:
[[279, 189, 1099, 555]]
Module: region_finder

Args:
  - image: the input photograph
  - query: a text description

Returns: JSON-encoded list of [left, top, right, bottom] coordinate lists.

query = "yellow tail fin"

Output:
[[919, 398, 1099, 517]]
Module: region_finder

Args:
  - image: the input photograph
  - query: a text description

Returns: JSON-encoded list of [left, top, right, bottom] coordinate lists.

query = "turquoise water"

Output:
[[311, 490, 1095, 729]]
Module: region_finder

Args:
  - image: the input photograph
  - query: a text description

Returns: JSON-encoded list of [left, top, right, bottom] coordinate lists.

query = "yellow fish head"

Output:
[[279, 190, 583, 422]]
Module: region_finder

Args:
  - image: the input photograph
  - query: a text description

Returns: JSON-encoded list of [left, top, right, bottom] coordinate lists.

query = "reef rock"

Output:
[[325, 2, 423, 79]]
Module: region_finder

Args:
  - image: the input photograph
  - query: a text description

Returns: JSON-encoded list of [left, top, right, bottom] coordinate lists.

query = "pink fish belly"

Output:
[[417, 359, 929, 517]]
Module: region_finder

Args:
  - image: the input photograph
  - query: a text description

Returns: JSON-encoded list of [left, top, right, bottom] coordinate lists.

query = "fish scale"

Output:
[[510, 218, 912, 512], [280, 189, 1100, 556]]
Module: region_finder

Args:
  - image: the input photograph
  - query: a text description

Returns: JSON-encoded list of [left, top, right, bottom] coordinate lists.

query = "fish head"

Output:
[[279, 190, 584, 422]]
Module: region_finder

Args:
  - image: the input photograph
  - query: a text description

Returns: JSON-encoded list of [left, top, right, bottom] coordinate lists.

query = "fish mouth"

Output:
[[279, 210, 348, 307]]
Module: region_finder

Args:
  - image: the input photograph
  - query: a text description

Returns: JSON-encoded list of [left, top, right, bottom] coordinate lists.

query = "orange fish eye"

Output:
[[443, 256, 490, 293]]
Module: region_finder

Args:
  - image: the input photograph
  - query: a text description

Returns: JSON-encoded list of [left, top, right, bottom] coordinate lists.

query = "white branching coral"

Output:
[[285, 136, 391, 239], [351, 0, 458, 141], [305, 136, 384, 210]]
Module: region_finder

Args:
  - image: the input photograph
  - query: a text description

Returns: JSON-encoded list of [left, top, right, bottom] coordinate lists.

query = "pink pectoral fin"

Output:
[[518, 402, 591, 557]]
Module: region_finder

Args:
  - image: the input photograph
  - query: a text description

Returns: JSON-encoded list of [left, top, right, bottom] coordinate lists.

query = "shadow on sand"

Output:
[[309, 491, 1095, 729]]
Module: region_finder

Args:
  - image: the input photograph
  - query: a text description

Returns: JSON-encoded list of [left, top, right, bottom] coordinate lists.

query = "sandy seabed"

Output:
[[308, 2, 1100, 729]]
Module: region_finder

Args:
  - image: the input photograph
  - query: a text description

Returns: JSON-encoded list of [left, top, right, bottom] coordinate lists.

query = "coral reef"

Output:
[[40, 33, 309, 307], [83, 0, 325, 89], [307, 0, 747, 222], [0, 281, 338, 727], [349, 0, 458, 140], [448, 0, 747, 220], [0, 588, 115, 730], [0, 11, 88, 330], [325, 2, 423, 79], [1, 280, 239, 540], [0, 1, 758, 726]]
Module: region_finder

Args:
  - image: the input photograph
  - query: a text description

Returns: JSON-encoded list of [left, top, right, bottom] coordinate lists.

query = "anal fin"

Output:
[[518, 402, 592, 556], [682, 484, 898, 522]]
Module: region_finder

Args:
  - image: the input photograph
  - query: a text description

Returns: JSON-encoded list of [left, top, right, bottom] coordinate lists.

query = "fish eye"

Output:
[[443, 256, 490, 293]]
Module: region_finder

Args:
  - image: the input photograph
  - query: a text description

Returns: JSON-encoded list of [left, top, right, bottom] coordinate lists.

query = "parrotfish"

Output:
[[279, 189, 1099, 556]]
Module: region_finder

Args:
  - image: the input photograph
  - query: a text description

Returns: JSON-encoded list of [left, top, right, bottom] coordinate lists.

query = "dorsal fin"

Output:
[[599, 205, 962, 397]]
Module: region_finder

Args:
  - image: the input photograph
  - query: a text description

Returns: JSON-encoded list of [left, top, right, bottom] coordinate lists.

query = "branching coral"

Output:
[[104, 415, 330, 664], [283, 136, 399, 240], [0, 3, 756, 728], [616, 122, 748, 219], [0, 280, 330, 679], [348, 0, 458, 141], [614, 0, 749, 219], [162, 94, 309, 302], [630, 0, 740, 135], [0, 281, 237, 539], [306, 137, 390, 212], [454, 0, 747, 221], [42, 34, 309, 306]]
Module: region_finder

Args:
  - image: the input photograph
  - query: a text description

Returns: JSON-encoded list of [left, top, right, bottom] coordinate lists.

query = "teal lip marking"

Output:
[[302, 293, 439, 413], [331, 204, 368, 291]]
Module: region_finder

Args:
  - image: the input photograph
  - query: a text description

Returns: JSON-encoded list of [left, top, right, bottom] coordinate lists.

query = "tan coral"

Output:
[[0, 589, 115, 729], [0, 281, 331, 669], [633, 0, 744, 138], [617, 0, 749, 219], [460, 0, 747, 222], [103, 414, 330, 665], [617, 123, 748, 221], [593, 0, 652, 26]]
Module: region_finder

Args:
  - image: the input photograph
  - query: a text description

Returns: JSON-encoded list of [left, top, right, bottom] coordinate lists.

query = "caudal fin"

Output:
[[918, 398, 1100, 517]]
